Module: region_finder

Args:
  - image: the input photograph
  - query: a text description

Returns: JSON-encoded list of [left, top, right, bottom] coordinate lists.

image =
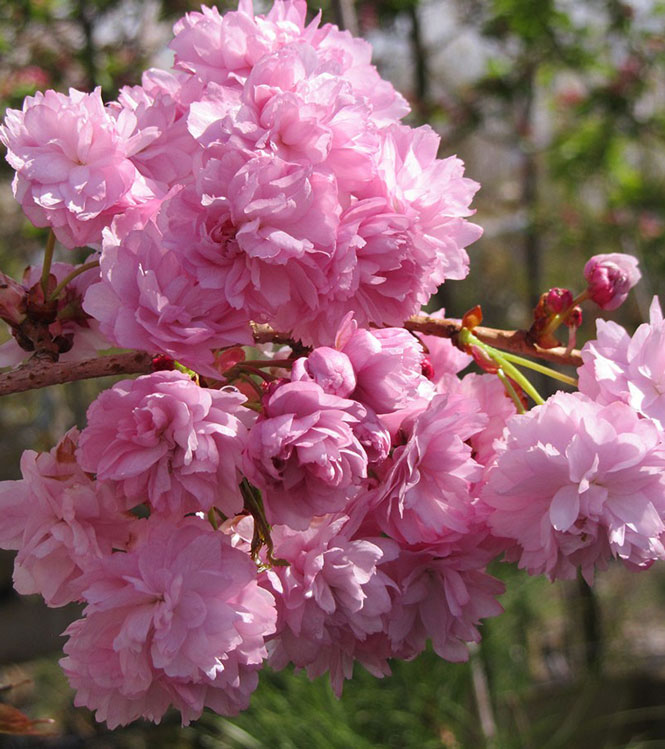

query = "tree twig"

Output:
[[0, 351, 154, 397], [404, 315, 583, 367], [0, 316, 582, 398]]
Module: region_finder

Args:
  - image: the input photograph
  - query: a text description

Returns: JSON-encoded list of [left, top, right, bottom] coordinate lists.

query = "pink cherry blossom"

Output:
[[483, 391, 665, 583], [374, 391, 487, 545], [579, 297, 665, 430], [0, 87, 155, 249], [170, 0, 408, 123], [336, 316, 433, 414], [190, 41, 379, 191], [381, 540, 504, 662], [263, 515, 397, 696], [243, 381, 371, 529], [0, 429, 133, 607], [170, 1, 304, 88], [577, 317, 632, 405], [449, 371, 517, 469], [112, 69, 202, 189], [60, 518, 276, 727], [78, 371, 251, 516], [374, 125, 483, 281], [83, 202, 252, 376], [291, 347, 356, 398], [158, 144, 341, 338], [304, 126, 482, 341]]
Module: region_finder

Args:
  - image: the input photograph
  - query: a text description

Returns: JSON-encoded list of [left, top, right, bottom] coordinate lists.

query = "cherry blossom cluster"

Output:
[[0, 0, 663, 732]]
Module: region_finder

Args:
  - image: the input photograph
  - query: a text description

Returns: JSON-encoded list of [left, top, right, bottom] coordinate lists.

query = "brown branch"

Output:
[[0, 351, 154, 397], [0, 316, 582, 398], [404, 315, 583, 368], [256, 317, 582, 367]]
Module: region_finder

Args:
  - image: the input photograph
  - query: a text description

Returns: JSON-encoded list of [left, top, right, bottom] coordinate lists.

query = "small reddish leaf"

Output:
[[461, 305, 483, 331]]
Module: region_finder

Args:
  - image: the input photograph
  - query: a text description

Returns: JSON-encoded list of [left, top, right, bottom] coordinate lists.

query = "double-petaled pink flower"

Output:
[[483, 391, 665, 582], [78, 371, 252, 516], [61, 519, 276, 727], [0, 88, 154, 249]]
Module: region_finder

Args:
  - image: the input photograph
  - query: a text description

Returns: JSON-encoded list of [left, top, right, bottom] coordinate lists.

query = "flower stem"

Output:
[[495, 350, 578, 388], [236, 372, 264, 400], [240, 479, 274, 564], [539, 289, 590, 339], [238, 364, 274, 382], [496, 369, 526, 414], [460, 328, 546, 406], [40, 230, 56, 296], [48, 260, 100, 301], [492, 353, 545, 406]]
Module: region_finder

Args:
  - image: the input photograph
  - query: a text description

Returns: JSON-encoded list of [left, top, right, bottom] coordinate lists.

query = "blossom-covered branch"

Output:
[[0, 0, 653, 733], [0, 315, 582, 398]]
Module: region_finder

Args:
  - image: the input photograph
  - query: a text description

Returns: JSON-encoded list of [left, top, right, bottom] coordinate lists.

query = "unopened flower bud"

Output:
[[421, 355, 435, 380], [291, 347, 356, 397], [584, 253, 641, 310], [151, 354, 175, 372], [544, 287, 573, 315]]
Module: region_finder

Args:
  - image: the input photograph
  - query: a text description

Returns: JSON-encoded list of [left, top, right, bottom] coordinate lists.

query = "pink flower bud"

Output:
[[584, 253, 641, 310], [544, 287, 573, 315], [421, 355, 435, 380]]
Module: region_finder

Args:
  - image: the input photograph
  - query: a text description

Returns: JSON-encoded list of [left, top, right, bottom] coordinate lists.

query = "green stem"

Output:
[[242, 401, 262, 412], [460, 328, 546, 406], [40, 230, 56, 296], [240, 479, 274, 562], [493, 353, 545, 405], [207, 507, 219, 530], [496, 350, 578, 388], [496, 369, 526, 414], [48, 260, 100, 301]]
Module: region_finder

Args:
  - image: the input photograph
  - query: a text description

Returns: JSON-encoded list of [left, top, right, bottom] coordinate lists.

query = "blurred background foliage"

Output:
[[2, 0, 665, 747]]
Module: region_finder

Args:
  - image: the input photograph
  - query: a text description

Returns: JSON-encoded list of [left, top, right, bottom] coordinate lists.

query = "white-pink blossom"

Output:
[[483, 391, 665, 582]]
